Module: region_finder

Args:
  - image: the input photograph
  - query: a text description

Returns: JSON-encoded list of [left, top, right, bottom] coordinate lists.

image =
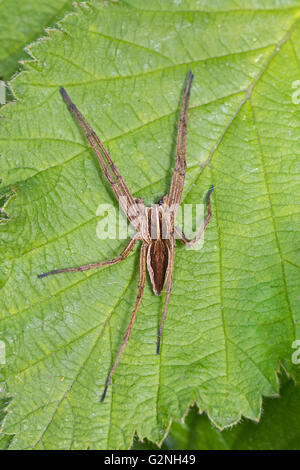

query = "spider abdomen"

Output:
[[146, 240, 170, 296]]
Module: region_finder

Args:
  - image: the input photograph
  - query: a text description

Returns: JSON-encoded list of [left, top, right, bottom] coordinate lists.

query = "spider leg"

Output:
[[38, 235, 139, 278], [101, 243, 147, 402], [156, 237, 175, 355], [60, 88, 141, 229], [175, 185, 214, 246], [169, 71, 194, 210]]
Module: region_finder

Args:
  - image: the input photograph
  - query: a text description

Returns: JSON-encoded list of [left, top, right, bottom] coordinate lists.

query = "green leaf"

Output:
[[134, 374, 300, 450], [0, 0, 300, 449], [0, 0, 75, 81], [0, 397, 13, 450]]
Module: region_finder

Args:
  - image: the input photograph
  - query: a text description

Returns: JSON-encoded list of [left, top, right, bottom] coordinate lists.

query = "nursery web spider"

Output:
[[38, 71, 214, 402]]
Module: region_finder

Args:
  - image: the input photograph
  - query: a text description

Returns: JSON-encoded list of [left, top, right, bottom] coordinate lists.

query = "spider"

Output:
[[38, 71, 214, 401]]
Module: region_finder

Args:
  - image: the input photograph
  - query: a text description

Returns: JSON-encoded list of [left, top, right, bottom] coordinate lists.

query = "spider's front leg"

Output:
[[175, 185, 214, 247]]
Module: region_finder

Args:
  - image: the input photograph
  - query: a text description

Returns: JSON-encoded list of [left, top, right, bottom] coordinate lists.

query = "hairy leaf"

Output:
[[0, 0, 300, 449]]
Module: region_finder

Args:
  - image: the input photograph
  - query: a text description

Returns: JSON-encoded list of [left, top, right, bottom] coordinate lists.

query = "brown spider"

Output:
[[38, 71, 214, 401]]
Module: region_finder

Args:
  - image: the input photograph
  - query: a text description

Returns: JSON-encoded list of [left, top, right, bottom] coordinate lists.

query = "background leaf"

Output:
[[0, 396, 13, 450], [0, 0, 300, 449], [133, 373, 300, 450], [0, 0, 74, 81]]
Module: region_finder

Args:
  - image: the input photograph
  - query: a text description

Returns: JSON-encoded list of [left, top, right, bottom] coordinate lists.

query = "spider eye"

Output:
[[158, 195, 168, 205]]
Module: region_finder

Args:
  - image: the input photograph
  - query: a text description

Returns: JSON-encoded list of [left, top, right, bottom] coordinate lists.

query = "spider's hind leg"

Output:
[[38, 235, 139, 278]]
